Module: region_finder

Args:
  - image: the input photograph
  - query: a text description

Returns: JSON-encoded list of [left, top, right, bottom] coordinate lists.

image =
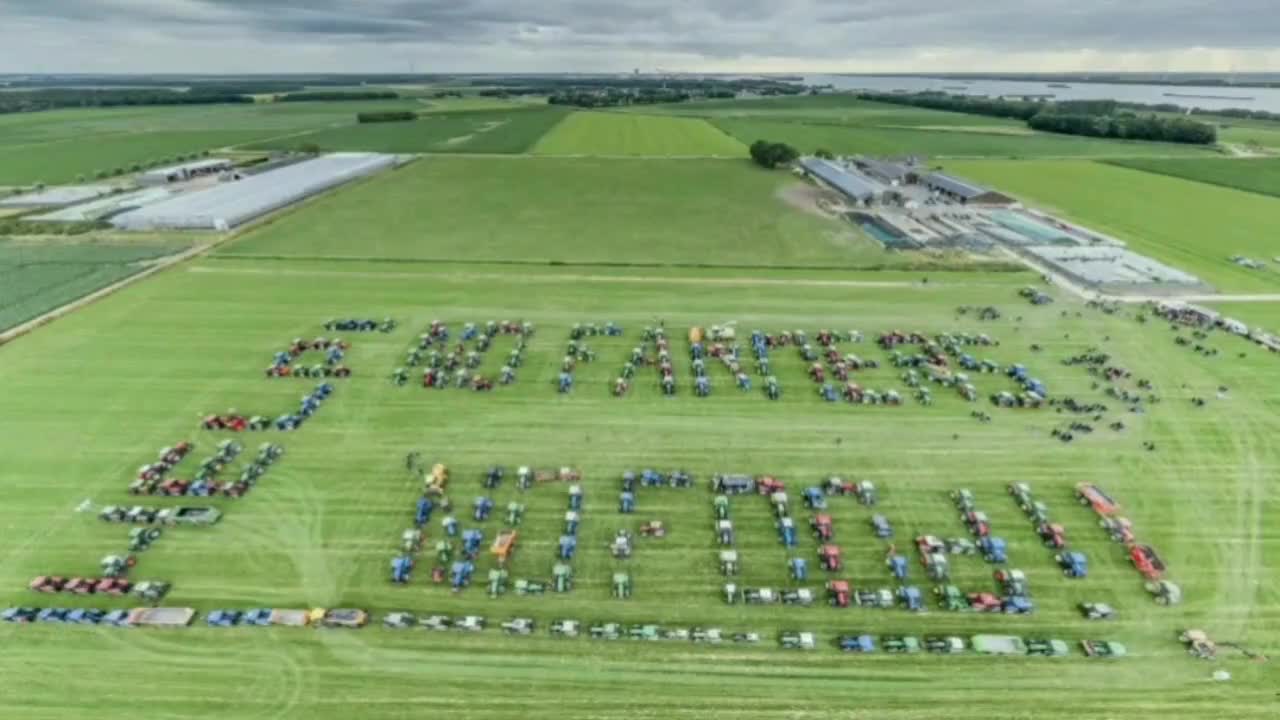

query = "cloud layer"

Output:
[[3, 0, 1279, 73]]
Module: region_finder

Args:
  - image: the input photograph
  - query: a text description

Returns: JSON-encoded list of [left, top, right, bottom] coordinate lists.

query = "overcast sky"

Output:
[[2, 0, 1279, 74]]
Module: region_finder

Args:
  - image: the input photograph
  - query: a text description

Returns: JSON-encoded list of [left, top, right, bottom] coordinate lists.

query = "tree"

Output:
[[75, 174, 86, 183], [297, 143, 322, 155], [130, 163, 142, 172], [814, 148, 835, 160], [749, 140, 799, 169]]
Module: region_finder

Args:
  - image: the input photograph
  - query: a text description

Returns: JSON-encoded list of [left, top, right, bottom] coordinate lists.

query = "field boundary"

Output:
[[206, 252, 1028, 273]]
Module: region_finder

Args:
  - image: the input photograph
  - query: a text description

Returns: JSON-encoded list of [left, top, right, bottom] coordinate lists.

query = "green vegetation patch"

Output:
[[0, 238, 188, 332], [253, 107, 572, 154], [0, 130, 270, 185], [712, 119, 1221, 159], [533, 111, 746, 157], [1108, 157, 1280, 198], [222, 156, 896, 266], [622, 95, 1025, 128], [946, 159, 1280, 292]]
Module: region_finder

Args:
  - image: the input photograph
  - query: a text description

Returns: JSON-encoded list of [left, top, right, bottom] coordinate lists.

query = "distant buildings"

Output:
[[138, 159, 234, 186], [920, 172, 1015, 206]]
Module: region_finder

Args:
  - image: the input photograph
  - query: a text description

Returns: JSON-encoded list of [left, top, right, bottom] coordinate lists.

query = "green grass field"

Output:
[[620, 96, 1026, 128], [221, 156, 901, 267], [1109, 157, 1280, 198], [0, 255, 1276, 719], [0, 238, 189, 332], [532, 112, 747, 156], [713, 119, 1222, 159], [0, 130, 273, 185], [944, 160, 1280, 293], [252, 107, 572, 154]]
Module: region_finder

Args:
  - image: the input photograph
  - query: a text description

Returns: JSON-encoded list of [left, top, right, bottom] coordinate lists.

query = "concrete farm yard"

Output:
[[1, 94, 1279, 720]]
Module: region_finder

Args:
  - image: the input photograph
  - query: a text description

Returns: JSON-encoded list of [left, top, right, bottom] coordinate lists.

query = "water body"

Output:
[[807, 74, 1280, 114]]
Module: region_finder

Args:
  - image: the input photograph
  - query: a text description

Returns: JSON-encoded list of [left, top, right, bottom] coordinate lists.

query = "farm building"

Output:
[[110, 153, 398, 231], [922, 173, 1015, 206], [138, 159, 234, 186], [32, 187, 172, 223], [800, 158, 887, 205], [853, 157, 920, 185], [1020, 245, 1207, 292], [0, 185, 114, 208]]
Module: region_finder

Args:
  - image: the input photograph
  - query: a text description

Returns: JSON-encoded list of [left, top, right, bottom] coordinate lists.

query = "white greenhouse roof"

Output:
[[0, 185, 114, 208], [111, 153, 396, 230]]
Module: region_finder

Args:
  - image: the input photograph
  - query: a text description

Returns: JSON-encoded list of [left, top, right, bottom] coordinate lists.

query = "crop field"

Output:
[[712, 119, 1221, 159], [0, 251, 1277, 719], [1109, 157, 1280, 198], [532, 112, 747, 156], [0, 130, 273, 185], [252, 107, 572, 154], [0, 238, 189, 333], [620, 96, 1026, 128], [945, 160, 1280, 293], [221, 156, 901, 267]]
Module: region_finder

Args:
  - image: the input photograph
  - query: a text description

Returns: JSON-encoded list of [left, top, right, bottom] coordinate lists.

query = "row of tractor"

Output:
[[323, 318, 395, 333], [203, 382, 335, 432], [128, 441, 283, 499], [1076, 482, 1180, 605], [403, 320, 533, 391], [783, 631, 1122, 658], [1008, 483, 1089, 578], [28, 574, 169, 602], [267, 336, 350, 378]]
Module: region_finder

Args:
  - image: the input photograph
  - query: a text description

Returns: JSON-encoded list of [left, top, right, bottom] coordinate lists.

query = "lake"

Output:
[[806, 74, 1280, 114]]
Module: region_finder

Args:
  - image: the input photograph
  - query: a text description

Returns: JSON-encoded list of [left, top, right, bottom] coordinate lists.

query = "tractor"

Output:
[[883, 635, 922, 654], [756, 476, 785, 495], [128, 527, 162, 552], [962, 511, 990, 537], [1080, 602, 1116, 620], [827, 580, 851, 608], [765, 376, 780, 400], [838, 634, 876, 653], [568, 484, 583, 510], [789, 557, 808, 581], [552, 563, 573, 593], [100, 555, 134, 578], [391, 555, 413, 584], [564, 511, 580, 535], [557, 372, 573, 393], [1076, 483, 1120, 516], [952, 489, 976, 512], [435, 540, 453, 564], [716, 520, 735, 546], [610, 530, 633, 559], [945, 537, 977, 555], [770, 491, 789, 519], [1037, 523, 1067, 548], [720, 550, 739, 575], [612, 572, 632, 599], [854, 480, 877, 506], [1081, 640, 1127, 658], [995, 569, 1028, 596], [824, 475, 854, 495], [619, 491, 635, 514], [924, 553, 950, 582], [1026, 638, 1070, 657], [590, 623, 622, 640], [461, 529, 483, 558], [1145, 580, 1182, 606], [484, 466, 505, 489], [1180, 629, 1217, 659], [978, 536, 1007, 563], [871, 514, 893, 538], [487, 569, 508, 598], [819, 383, 838, 402], [450, 561, 474, 591], [1130, 544, 1166, 580], [898, 585, 924, 612], [1101, 517, 1135, 544], [743, 587, 779, 604], [781, 632, 817, 651], [550, 619, 580, 637], [887, 553, 908, 580], [782, 589, 814, 606], [514, 579, 547, 596], [916, 535, 945, 555], [968, 592, 1001, 612], [401, 529, 423, 553], [628, 624, 661, 641], [811, 514, 834, 541], [936, 584, 968, 611], [558, 535, 577, 561], [777, 517, 796, 547], [639, 520, 666, 538], [802, 487, 826, 510], [1055, 551, 1089, 578], [818, 545, 842, 572], [925, 636, 966, 654], [695, 376, 711, 397], [714, 495, 730, 520], [506, 502, 524, 527], [501, 617, 534, 636]]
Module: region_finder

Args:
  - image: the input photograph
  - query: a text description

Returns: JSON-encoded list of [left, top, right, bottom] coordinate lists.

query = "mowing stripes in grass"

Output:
[[532, 112, 747, 157], [1108, 157, 1280, 198]]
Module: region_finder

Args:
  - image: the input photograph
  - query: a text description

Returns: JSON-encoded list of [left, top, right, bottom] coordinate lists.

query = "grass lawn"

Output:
[[251, 107, 571, 154], [221, 156, 897, 267], [1108, 157, 1280, 198], [532, 112, 748, 157], [944, 160, 1280, 293], [0, 130, 273, 185], [620, 96, 1026, 128], [712, 119, 1223, 159], [0, 256, 1276, 719]]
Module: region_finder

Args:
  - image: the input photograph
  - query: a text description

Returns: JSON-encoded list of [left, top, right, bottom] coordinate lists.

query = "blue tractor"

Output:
[[1056, 551, 1089, 578], [979, 536, 1008, 563], [559, 535, 577, 560], [839, 634, 877, 653], [641, 469, 664, 487], [778, 518, 797, 547], [898, 586, 924, 612], [1026, 379, 1047, 396], [736, 373, 752, 391], [450, 561, 475, 591], [564, 511, 580, 535], [871, 514, 894, 538], [244, 608, 272, 626], [207, 610, 243, 627], [619, 491, 635, 514], [621, 471, 637, 493], [802, 487, 826, 510], [887, 553, 908, 580], [695, 376, 711, 397], [442, 515, 459, 538], [473, 496, 494, 522], [819, 384, 838, 402], [1003, 595, 1035, 614], [1008, 364, 1029, 383], [690, 342, 705, 360], [391, 555, 413, 583], [415, 497, 434, 527], [68, 608, 105, 625], [461, 529, 483, 557], [568, 485, 583, 510], [558, 372, 573, 393], [789, 557, 808, 581]]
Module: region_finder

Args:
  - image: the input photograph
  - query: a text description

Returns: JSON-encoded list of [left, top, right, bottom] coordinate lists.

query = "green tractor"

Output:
[[612, 572, 632, 599], [882, 635, 922, 654], [128, 527, 161, 552], [936, 584, 968, 611], [101, 554, 135, 578], [628, 624, 661, 641], [506, 502, 525, 527], [436, 540, 453, 564], [488, 569, 508, 598], [713, 495, 730, 520], [402, 529, 423, 553], [515, 579, 548, 596], [553, 563, 573, 593]]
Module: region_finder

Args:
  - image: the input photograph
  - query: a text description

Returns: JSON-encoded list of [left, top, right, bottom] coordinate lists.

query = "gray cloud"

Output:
[[1, 0, 1278, 72]]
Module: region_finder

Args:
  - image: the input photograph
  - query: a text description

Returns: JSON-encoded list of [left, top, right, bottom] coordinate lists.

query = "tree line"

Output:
[[0, 87, 401, 116], [857, 92, 1217, 145], [357, 111, 418, 123], [276, 91, 399, 103]]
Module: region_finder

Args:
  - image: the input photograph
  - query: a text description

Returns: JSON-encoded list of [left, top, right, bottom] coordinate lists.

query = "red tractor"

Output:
[[843, 383, 864, 402], [819, 545, 843, 572], [811, 514, 834, 541], [28, 576, 66, 593], [639, 521, 667, 538], [1076, 483, 1119, 516], [756, 476, 785, 495], [827, 580, 851, 608], [1101, 517, 1135, 544], [1129, 544, 1166, 580], [1037, 523, 1067, 549], [967, 592, 1001, 612], [65, 577, 98, 594], [962, 511, 991, 537], [95, 578, 132, 595], [809, 364, 825, 383], [824, 476, 855, 495]]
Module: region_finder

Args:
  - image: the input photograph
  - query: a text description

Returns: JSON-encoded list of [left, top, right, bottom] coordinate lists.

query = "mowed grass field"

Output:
[[945, 160, 1280, 293], [0, 130, 272, 185], [0, 256, 1277, 719], [532, 112, 746, 156], [222, 156, 897, 267], [252, 107, 573, 154], [1109, 157, 1280, 198]]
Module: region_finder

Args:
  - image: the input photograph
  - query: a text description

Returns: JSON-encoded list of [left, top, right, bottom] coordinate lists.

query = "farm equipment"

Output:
[[995, 569, 1029, 596], [925, 636, 966, 654], [128, 527, 162, 552], [743, 587, 779, 604], [870, 514, 893, 538], [1055, 551, 1089, 578], [1025, 638, 1071, 657], [945, 537, 977, 555], [936, 584, 968, 611], [558, 535, 577, 560], [789, 557, 808, 581], [564, 511, 580, 535], [491, 530, 518, 566], [1038, 523, 1067, 549], [390, 555, 413, 583], [782, 589, 815, 606], [1080, 602, 1116, 620], [1076, 483, 1119, 516], [1130, 544, 1166, 580], [484, 466, 504, 489], [487, 569, 508, 598], [952, 489, 975, 512], [811, 514, 834, 541], [1100, 517, 1135, 544], [506, 502, 524, 527], [401, 529, 423, 553], [719, 550, 739, 575], [619, 491, 635, 513], [1002, 595, 1034, 614], [461, 529, 483, 558], [838, 634, 876, 653], [882, 635, 922, 654], [887, 553, 908, 580], [553, 563, 573, 593], [802, 487, 826, 510], [855, 480, 877, 506], [514, 579, 548, 596], [781, 632, 817, 651], [818, 545, 843, 572], [923, 553, 949, 582], [710, 474, 753, 495], [978, 536, 1007, 563], [550, 619, 580, 637], [1180, 629, 1217, 659], [713, 494, 730, 519], [1081, 640, 1128, 658], [827, 580, 851, 608], [1146, 580, 1182, 606], [610, 530, 633, 559], [639, 520, 666, 538], [898, 585, 924, 611], [449, 561, 474, 591], [967, 592, 1001, 613], [778, 517, 796, 547], [567, 484, 583, 510], [472, 496, 494, 522], [612, 572, 632, 599], [962, 511, 990, 537], [717, 520, 735, 546]]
